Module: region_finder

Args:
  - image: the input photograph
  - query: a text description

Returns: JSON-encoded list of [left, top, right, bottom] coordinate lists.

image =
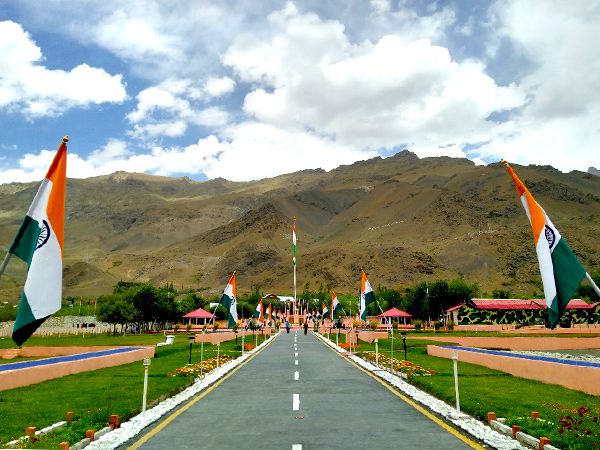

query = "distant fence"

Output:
[[0, 316, 112, 339]]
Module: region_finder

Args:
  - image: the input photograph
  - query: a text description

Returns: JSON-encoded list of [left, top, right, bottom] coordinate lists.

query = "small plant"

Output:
[[186, 323, 193, 332], [352, 319, 361, 329], [174, 323, 182, 332], [213, 321, 220, 332], [232, 322, 240, 333], [447, 320, 455, 330], [414, 320, 422, 331], [369, 319, 379, 330], [392, 320, 399, 332], [433, 321, 441, 331]]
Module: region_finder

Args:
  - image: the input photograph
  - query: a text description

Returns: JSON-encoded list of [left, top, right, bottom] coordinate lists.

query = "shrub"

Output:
[[213, 321, 220, 332], [186, 323, 193, 332], [447, 320, 455, 330], [369, 319, 379, 330], [414, 320, 422, 331], [433, 321, 441, 331]]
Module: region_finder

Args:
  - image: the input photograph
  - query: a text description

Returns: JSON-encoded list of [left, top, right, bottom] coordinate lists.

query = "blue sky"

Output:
[[1, 0, 599, 184]]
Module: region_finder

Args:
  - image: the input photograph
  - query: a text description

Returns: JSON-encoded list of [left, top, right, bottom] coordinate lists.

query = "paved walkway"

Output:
[[122, 332, 482, 450]]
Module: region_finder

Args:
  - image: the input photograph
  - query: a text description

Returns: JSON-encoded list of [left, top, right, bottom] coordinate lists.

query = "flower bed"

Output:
[[359, 352, 434, 376], [338, 343, 360, 350], [174, 355, 234, 377], [505, 402, 600, 450]]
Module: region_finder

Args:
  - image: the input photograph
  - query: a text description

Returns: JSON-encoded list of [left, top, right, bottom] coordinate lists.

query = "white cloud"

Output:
[[204, 77, 236, 98], [0, 21, 127, 118], [206, 121, 376, 181], [223, 8, 525, 154], [474, 1, 600, 171], [370, 0, 391, 15]]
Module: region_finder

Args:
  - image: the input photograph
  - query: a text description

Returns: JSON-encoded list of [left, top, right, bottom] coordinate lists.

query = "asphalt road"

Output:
[[122, 331, 482, 450]]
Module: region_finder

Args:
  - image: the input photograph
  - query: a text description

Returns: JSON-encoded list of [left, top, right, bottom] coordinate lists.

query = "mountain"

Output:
[[590, 167, 600, 177], [0, 152, 599, 301]]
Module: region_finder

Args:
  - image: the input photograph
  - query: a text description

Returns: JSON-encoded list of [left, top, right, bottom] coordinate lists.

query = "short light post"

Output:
[[241, 325, 245, 356], [216, 342, 221, 369], [401, 332, 407, 361], [142, 357, 151, 415], [452, 351, 461, 413], [390, 326, 394, 371], [374, 338, 379, 367], [188, 334, 195, 365]]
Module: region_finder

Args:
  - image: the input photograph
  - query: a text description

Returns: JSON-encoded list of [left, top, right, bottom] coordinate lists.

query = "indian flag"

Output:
[[322, 303, 329, 324], [292, 221, 296, 266], [218, 271, 238, 328], [360, 269, 377, 321], [10, 138, 67, 346], [252, 299, 263, 326], [331, 292, 342, 318], [267, 304, 272, 326], [504, 162, 586, 328]]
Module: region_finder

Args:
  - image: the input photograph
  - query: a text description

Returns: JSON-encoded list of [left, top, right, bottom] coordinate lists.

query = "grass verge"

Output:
[[0, 332, 269, 448]]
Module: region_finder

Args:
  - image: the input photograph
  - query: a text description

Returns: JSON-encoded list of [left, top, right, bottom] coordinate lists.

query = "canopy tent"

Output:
[[182, 308, 216, 326], [377, 307, 412, 325]]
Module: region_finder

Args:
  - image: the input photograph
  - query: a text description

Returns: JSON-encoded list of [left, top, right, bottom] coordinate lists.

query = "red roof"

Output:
[[445, 304, 463, 312], [472, 299, 542, 310], [531, 299, 598, 310], [377, 307, 412, 318], [182, 308, 216, 319], [468, 299, 596, 310]]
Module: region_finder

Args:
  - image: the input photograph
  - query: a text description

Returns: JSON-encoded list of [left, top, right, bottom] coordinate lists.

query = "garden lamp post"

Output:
[[188, 334, 195, 365], [401, 332, 407, 361], [216, 342, 221, 369], [390, 325, 394, 371], [142, 357, 151, 415], [452, 351, 461, 413], [375, 338, 379, 367]]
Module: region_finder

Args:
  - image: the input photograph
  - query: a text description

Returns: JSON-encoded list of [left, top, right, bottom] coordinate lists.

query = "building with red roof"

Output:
[[377, 307, 412, 325], [445, 298, 598, 327], [182, 308, 216, 326]]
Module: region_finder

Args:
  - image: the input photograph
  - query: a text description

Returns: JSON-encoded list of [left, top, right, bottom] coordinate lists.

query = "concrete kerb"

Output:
[[4, 421, 67, 448], [313, 331, 531, 450]]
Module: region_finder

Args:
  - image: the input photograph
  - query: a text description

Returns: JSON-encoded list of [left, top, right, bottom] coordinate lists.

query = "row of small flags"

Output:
[[1, 137, 599, 345]]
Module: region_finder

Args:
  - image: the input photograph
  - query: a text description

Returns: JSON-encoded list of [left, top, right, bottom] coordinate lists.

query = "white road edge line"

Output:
[[294, 371, 299, 380], [292, 445, 302, 450], [295, 352, 298, 356], [295, 360, 298, 365], [293, 393, 300, 411]]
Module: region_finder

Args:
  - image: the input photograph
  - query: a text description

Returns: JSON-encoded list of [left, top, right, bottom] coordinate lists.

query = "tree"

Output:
[[447, 278, 479, 308], [426, 280, 449, 320], [402, 282, 428, 320]]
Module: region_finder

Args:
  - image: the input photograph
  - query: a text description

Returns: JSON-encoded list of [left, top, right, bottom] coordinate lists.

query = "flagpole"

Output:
[[200, 302, 221, 378], [293, 216, 297, 316], [586, 273, 600, 297], [0, 252, 12, 279]]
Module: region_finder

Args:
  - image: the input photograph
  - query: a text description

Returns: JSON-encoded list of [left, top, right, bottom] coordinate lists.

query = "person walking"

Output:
[[303, 321, 308, 335], [285, 320, 291, 333]]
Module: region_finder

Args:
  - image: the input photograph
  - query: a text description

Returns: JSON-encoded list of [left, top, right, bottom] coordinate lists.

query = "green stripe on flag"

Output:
[[13, 293, 48, 346], [9, 215, 40, 266], [548, 238, 586, 328]]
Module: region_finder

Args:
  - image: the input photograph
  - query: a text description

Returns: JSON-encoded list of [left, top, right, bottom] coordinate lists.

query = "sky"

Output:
[[0, 0, 599, 184]]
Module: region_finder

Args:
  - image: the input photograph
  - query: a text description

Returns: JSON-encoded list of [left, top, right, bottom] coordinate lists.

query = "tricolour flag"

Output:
[[10, 138, 67, 346], [218, 271, 238, 328], [504, 162, 586, 328], [252, 299, 263, 326], [267, 304, 272, 326], [322, 303, 329, 324], [360, 269, 377, 321], [292, 222, 297, 266], [331, 292, 342, 319]]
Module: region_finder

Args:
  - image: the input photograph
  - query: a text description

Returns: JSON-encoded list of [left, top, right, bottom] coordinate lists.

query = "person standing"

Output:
[[303, 321, 308, 335], [285, 320, 291, 333]]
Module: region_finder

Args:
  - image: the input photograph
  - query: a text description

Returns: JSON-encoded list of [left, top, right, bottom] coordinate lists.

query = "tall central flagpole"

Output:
[[293, 216, 297, 315]]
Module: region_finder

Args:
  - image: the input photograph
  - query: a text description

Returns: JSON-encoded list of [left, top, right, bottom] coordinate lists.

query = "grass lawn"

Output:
[[354, 334, 600, 450], [0, 332, 269, 448]]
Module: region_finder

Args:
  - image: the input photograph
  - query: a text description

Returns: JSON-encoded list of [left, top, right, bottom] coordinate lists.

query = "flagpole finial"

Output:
[[293, 215, 296, 221], [500, 159, 509, 167], [62, 135, 69, 143]]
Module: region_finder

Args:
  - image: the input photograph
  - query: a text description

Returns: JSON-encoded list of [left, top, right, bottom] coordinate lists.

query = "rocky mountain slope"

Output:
[[0, 151, 598, 301]]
